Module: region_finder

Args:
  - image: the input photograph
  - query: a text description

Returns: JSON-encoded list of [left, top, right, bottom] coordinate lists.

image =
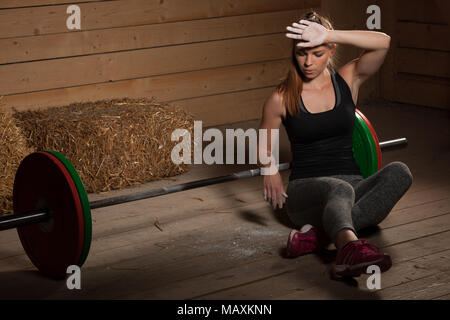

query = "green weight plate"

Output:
[[352, 110, 379, 178], [44, 150, 92, 268], [356, 109, 382, 171]]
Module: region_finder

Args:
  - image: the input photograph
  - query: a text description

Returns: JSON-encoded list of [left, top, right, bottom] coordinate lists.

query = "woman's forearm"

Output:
[[326, 30, 390, 51]]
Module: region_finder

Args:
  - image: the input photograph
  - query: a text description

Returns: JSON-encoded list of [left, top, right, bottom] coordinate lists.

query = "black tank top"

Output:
[[281, 68, 362, 181]]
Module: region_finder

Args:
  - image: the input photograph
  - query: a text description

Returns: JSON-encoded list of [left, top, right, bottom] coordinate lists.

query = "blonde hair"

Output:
[[276, 11, 337, 117]]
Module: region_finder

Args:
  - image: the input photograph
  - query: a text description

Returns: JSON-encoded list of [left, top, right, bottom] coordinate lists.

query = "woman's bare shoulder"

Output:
[[265, 90, 286, 119]]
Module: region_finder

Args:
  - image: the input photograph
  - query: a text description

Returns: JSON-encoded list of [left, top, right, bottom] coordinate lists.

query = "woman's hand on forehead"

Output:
[[286, 19, 329, 48]]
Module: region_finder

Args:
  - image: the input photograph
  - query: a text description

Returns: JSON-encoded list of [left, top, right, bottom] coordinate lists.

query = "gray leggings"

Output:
[[286, 161, 413, 244]]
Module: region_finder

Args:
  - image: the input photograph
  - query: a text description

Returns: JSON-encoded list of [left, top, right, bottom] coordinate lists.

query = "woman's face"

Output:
[[294, 44, 335, 79]]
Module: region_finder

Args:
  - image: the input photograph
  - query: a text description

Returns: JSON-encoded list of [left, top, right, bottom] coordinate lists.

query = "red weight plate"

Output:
[[13, 152, 84, 278], [355, 109, 382, 170]]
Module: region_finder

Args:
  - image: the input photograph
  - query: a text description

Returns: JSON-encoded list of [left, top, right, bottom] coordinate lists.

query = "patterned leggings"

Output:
[[285, 161, 413, 243]]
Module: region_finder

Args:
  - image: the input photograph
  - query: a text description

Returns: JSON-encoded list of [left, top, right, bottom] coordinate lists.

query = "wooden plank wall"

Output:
[[0, 0, 319, 127], [324, 0, 449, 111], [390, 0, 449, 109]]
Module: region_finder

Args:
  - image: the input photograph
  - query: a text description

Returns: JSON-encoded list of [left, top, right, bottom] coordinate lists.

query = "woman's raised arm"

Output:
[[326, 29, 390, 86]]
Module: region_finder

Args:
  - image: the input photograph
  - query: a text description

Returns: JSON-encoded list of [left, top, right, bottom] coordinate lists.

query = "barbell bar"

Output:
[[0, 109, 408, 278]]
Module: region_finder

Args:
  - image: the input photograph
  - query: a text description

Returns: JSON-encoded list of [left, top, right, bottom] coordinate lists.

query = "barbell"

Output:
[[0, 109, 407, 278]]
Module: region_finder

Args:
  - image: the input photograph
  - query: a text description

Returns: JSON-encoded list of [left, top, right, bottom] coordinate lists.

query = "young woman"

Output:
[[258, 12, 413, 277]]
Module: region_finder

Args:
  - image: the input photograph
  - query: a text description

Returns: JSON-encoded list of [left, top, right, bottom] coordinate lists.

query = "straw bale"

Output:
[[0, 104, 35, 215], [13, 97, 194, 194]]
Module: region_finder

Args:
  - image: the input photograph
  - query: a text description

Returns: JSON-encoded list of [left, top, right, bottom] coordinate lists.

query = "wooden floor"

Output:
[[0, 100, 449, 300]]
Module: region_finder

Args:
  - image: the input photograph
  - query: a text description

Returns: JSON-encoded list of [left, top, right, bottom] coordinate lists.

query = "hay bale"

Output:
[[14, 97, 194, 194], [0, 105, 35, 215]]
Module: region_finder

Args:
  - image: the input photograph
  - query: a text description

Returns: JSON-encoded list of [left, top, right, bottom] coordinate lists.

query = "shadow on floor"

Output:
[[0, 269, 67, 299]]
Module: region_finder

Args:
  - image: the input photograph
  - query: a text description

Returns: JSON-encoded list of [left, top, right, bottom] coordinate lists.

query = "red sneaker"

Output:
[[286, 225, 328, 257], [333, 239, 392, 277]]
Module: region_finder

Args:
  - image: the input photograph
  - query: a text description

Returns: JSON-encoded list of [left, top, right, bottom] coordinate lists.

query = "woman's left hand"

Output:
[[286, 20, 329, 48]]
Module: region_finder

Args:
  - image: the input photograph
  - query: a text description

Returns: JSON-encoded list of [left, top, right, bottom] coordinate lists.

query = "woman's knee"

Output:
[[385, 161, 413, 190], [329, 179, 355, 203]]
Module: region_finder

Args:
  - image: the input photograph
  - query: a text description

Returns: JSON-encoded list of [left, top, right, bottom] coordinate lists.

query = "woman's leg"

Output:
[[286, 176, 357, 241], [326, 161, 413, 247], [351, 161, 413, 232], [329, 162, 413, 277], [286, 176, 357, 256], [286, 161, 412, 249]]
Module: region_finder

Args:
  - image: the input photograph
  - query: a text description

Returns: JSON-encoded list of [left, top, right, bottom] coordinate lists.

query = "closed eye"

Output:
[[296, 51, 324, 57]]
